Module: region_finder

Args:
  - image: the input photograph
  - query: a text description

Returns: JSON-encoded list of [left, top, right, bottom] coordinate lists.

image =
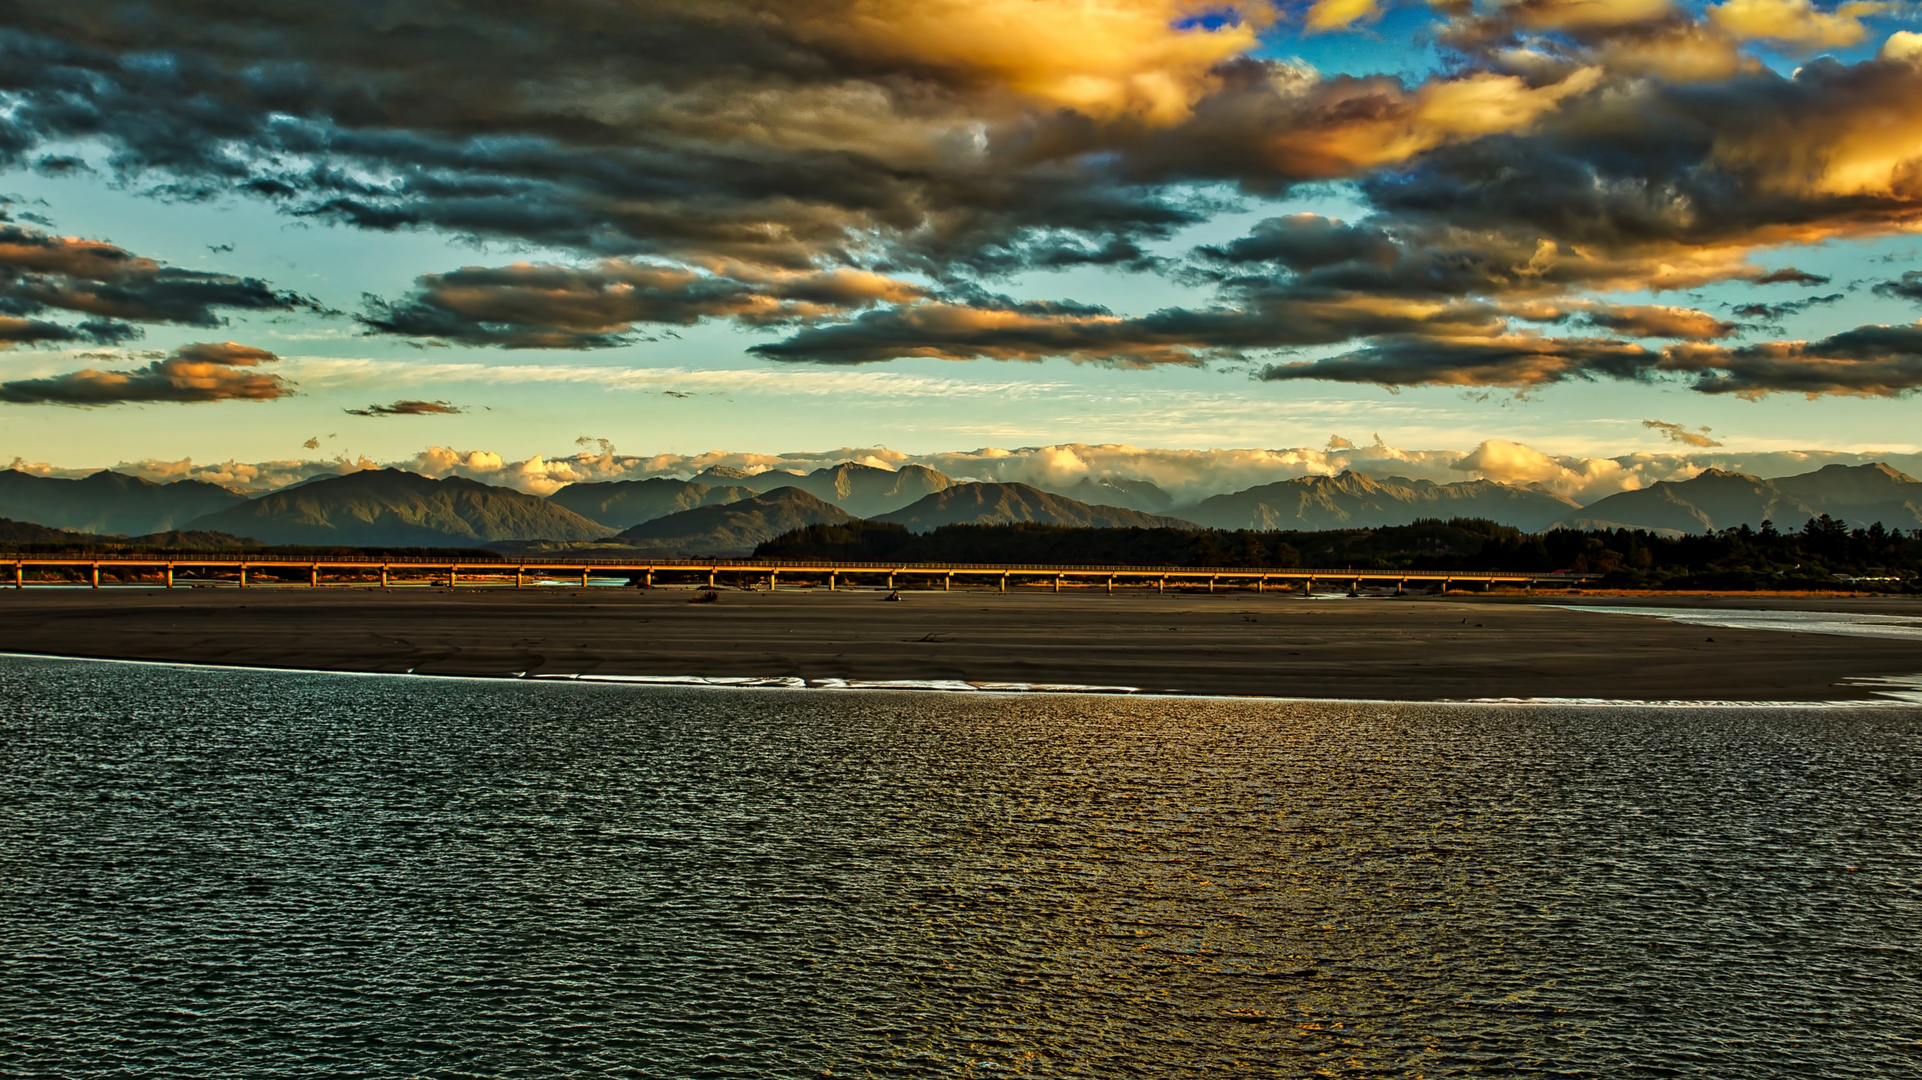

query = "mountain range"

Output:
[[874, 482, 1195, 532], [0, 469, 249, 534], [1563, 464, 1922, 534], [1183, 472, 1579, 532], [184, 469, 614, 546], [6, 460, 1919, 553]]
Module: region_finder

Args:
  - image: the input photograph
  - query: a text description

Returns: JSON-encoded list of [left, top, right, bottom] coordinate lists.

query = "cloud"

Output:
[[1754, 268, 1832, 286], [1708, 0, 1888, 50], [1643, 419, 1724, 447], [360, 260, 926, 348], [1665, 322, 1922, 397], [7, 0, 1922, 400], [344, 399, 463, 416], [1586, 304, 1737, 340], [1873, 271, 1922, 303], [0, 342, 289, 405], [1259, 334, 1661, 389], [70, 437, 1922, 507]]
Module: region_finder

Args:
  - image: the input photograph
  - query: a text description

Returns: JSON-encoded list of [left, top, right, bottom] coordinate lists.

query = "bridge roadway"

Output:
[[4, 555, 1592, 594]]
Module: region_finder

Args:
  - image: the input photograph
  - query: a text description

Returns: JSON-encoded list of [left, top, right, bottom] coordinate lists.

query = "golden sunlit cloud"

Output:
[[1708, 0, 1889, 49]]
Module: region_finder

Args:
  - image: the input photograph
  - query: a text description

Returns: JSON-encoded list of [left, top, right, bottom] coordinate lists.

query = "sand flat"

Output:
[[2, 586, 1920, 702]]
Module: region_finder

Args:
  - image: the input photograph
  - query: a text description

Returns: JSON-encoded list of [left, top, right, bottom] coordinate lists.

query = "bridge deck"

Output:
[[4, 554, 1590, 588]]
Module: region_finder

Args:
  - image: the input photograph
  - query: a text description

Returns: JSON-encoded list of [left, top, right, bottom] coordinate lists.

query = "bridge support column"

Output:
[[381, 565, 389, 588], [1158, 577, 1165, 594], [310, 564, 319, 588], [769, 571, 777, 591], [1440, 578, 1451, 595], [708, 568, 716, 588], [643, 569, 652, 588], [580, 568, 589, 588], [999, 573, 1007, 594], [239, 564, 248, 589], [944, 574, 951, 592], [516, 566, 525, 588], [14, 562, 23, 589], [1257, 576, 1265, 594], [1207, 576, 1215, 594], [887, 572, 895, 589], [90, 563, 100, 589], [450, 568, 459, 589], [1304, 577, 1314, 596], [1349, 579, 1361, 597], [1396, 579, 1405, 596], [1106, 575, 1114, 595], [828, 572, 836, 592]]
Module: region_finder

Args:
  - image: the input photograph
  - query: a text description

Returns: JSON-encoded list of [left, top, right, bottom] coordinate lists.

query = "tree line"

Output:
[[757, 516, 1922, 591]]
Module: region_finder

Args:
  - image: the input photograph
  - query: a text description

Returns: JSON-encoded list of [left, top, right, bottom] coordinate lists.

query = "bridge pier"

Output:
[[238, 564, 248, 588], [1054, 575, 1061, 593], [1158, 576, 1165, 594], [769, 570, 778, 591], [1396, 578, 1406, 596], [828, 572, 836, 591], [1106, 575, 1114, 595], [1440, 578, 1451, 595], [1303, 577, 1314, 596], [450, 567, 459, 589], [90, 563, 100, 589], [944, 574, 951, 592], [999, 573, 1008, 593], [887, 572, 895, 589], [310, 564, 319, 588], [707, 568, 716, 588], [380, 564, 389, 588], [643, 568, 653, 588], [516, 566, 525, 588], [1207, 576, 1216, 593], [14, 562, 23, 589]]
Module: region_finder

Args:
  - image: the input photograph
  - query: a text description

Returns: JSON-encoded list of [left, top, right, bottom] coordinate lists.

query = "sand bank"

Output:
[[4, 585, 1920, 702]]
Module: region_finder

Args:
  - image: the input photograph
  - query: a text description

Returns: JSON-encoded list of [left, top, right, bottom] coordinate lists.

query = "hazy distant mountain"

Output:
[[689, 461, 954, 516], [546, 477, 759, 528], [1057, 476, 1175, 513], [611, 487, 854, 555], [1183, 471, 1579, 532], [875, 482, 1197, 533], [1562, 464, 1922, 533], [0, 469, 249, 534], [186, 469, 615, 546], [0, 516, 261, 549]]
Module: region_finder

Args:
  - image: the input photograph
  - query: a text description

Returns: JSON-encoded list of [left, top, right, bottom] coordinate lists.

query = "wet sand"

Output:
[[3, 584, 1920, 701]]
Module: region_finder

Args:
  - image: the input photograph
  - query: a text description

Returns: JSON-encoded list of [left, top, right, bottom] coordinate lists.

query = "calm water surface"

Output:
[[1, 655, 1917, 1077]]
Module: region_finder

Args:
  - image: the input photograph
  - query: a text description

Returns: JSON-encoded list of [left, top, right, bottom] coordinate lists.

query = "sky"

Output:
[[3, 0, 1922, 502]]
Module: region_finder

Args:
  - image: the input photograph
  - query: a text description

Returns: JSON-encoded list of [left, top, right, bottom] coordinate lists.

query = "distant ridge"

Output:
[[1058, 476, 1175, 513], [0, 469, 249, 535], [1560, 463, 1922, 533], [876, 482, 1197, 532], [1182, 471, 1579, 532], [688, 461, 954, 516], [610, 487, 854, 555], [0, 516, 261, 550], [546, 477, 758, 528], [186, 469, 615, 546]]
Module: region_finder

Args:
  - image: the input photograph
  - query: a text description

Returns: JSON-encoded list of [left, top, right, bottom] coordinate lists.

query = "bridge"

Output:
[[3, 555, 1595, 594]]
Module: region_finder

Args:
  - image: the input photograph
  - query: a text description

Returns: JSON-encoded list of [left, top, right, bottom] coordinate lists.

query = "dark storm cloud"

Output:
[[0, 341, 287, 404]]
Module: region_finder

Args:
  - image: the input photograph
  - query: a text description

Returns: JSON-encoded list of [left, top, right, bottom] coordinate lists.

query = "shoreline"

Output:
[[4, 586, 1921, 704], [9, 650, 1921, 709]]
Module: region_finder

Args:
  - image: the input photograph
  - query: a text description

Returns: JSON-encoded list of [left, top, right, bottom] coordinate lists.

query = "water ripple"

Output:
[[1, 655, 1917, 1077]]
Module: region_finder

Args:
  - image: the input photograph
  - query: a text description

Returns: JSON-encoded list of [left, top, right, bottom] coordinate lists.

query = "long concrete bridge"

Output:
[[3, 555, 1595, 594]]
